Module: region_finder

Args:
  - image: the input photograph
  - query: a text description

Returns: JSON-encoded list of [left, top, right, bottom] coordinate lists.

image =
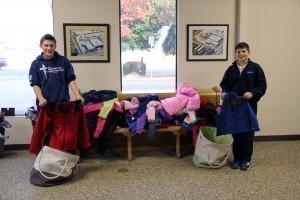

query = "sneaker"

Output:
[[230, 160, 241, 169], [240, 161, 251, 171]]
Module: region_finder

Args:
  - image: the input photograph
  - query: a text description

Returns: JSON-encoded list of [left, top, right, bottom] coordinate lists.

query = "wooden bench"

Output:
[[114, 87, 220, 160]]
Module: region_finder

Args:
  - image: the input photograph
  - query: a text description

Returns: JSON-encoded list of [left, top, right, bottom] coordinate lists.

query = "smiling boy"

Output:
[[220, 42, 267, 171], [29, 34, 84, 113]]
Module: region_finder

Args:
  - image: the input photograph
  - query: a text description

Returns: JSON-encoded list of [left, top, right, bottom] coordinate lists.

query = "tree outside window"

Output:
[[120, 0, 177, 93]]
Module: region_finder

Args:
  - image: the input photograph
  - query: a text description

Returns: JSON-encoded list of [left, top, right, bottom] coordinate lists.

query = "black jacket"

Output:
[[220, 59, 267, 113]]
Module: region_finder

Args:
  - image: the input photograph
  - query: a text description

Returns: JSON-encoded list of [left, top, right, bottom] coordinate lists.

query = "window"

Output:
[[120, 0, 177, 93], [0, 0, 53, 115]]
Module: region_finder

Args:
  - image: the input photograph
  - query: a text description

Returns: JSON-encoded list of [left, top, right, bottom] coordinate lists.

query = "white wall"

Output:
[[5, 0, 300, 145], [246, 0, 300, 135], [180, 0, 300, 135], [177, 0, 237, 88], [4, 116, 33, 145], [53, 0, 121, 92]]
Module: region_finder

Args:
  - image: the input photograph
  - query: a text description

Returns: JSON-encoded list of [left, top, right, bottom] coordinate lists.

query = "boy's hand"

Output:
[[221, 92, 226, 99], [39, 98, 47, 107], [76, 95, 85, 105], [243, 92, 253, 99]]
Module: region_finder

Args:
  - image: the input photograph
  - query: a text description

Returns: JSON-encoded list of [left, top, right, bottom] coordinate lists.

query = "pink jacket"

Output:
[[146, 101, 163, 122], [121, 97, 139, 114], [161, 83, 200, 116]]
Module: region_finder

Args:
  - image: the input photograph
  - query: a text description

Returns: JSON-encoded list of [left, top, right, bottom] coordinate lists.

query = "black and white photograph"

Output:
[[187, 24, 228, 61], [63, 23, 110, 62]]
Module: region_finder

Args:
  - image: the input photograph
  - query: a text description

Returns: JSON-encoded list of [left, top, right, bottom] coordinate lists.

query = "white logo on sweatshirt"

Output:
[[48, 67, 64, 73], [40, 64, 47, 79], [40, 65, 64, 79]]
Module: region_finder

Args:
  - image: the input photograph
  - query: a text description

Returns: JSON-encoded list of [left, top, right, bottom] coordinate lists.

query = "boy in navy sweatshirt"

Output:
[[29, 34, 84, 113], [220, 42, 267, 171]]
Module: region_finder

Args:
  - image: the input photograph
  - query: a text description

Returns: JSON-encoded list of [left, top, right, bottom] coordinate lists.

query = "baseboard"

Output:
[[254, 135, 300, 141], [4, 144, 30, 150], [3, 135, 300, 151]]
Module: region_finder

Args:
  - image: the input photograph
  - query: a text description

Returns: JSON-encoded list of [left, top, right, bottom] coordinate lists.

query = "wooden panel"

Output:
[[117, 86, 220, 105], [197, 86, 221, 105]]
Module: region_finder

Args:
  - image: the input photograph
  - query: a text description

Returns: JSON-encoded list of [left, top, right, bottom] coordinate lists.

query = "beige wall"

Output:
[[5, 0, 300, 145], [53, 0, 121, 92], [247, 0, 300, 135], [179, 0, 300, 135], [178, 0, 237, 88]]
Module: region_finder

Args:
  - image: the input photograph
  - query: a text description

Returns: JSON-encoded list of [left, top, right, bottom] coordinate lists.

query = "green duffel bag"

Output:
[[193, 126, 233, 168]]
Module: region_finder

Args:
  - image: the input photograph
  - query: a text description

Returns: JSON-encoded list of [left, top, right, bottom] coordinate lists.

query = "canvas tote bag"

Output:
[[193, 126, 233, 168], [30, 146, 80, 187]]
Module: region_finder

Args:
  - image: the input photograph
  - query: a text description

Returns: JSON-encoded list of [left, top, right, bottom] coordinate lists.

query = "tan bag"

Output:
[[30, 146, 80, 187], [193, 126, 233, 168]]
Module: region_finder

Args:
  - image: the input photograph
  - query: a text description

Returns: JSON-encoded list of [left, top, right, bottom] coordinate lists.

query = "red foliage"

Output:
[[120, 0, 151, 37]]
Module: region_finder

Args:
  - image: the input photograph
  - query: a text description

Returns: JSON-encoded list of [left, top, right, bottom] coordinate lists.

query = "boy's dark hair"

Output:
[[235, 42, 250, 51], [40, 34, 56, 45]]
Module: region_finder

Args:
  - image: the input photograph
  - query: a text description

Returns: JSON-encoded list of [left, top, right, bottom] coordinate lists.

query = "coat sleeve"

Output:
[[77, 105, 91, 150], [251, 65, 267, 101], [136, 113, 147, 134], [29, 107, 51, 154], [220, 68, 231, 93], [64, 58, 76, 84], [29, 61, 41, 87], [186, 92, 200, 111]]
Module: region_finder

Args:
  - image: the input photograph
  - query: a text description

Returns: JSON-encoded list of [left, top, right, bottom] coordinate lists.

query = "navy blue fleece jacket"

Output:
[[220, 59, 267, 114], [29, 51, 76, 104]]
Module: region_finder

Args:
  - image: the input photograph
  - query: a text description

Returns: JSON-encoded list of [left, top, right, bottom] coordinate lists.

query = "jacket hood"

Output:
[[36, 51, 59, 61], [177, 82, 198, 96]]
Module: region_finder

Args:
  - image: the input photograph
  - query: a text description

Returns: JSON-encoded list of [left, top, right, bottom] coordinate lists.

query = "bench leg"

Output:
[[176, 134, 180, 158], [127, 136, 133, 161]]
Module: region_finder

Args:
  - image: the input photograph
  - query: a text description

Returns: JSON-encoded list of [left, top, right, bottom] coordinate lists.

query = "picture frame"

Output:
[[63, 23, 110, 63], [187, 24, 228, 61]]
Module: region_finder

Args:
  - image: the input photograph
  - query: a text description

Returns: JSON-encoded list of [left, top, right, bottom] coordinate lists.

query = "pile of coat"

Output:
[[0, 111, 12, 158], [82, 83, 201, 155]]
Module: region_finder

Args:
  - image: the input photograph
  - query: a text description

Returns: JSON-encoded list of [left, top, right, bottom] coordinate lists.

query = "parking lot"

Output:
[[0, 66, 35, 115]]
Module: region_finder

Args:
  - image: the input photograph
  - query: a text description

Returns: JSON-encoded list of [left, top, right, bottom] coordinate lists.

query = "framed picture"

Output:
[[187, 24, 228, 61], [63, 23, 110, 62]]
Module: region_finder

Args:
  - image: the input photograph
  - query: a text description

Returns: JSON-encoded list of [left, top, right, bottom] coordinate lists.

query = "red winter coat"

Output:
[[29, 101, 91, 154]]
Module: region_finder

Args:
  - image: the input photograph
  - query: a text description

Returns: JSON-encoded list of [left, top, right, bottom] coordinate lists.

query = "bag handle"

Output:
[[72, 163, 79, 174], [200, 134, 231, 169], [38, 148, 69, 180], [205, 145, 231, 169]]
